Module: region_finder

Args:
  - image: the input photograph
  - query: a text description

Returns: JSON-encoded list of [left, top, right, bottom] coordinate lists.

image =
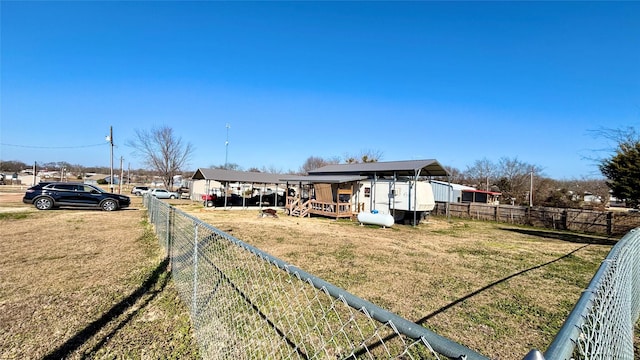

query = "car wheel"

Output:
[[101, 199, 118, 211], [206, 200, 214, 207], [34, 196, 54, 210], [170, 195, 176, 199]]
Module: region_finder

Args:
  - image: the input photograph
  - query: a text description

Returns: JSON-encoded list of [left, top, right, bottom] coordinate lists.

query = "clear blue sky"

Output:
[[1, 1, 638, 179]]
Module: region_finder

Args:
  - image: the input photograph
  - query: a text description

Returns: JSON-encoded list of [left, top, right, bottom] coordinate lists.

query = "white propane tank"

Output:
[[357, 211, 394, 228]]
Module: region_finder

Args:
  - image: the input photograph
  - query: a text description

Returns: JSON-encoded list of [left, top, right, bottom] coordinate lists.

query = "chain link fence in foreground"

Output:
[[528, 227, 640, 360], [145, 196, 639, 359]]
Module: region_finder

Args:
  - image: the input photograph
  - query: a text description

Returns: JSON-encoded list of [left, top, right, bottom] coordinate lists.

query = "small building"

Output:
[[430, 180, 476, 203], [461, 189, 501, 205]]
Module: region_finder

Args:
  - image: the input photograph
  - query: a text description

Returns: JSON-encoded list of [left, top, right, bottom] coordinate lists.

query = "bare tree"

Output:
[[344, 149, 383, 164], [464, 158, 497, 190], [300, 156, 340, 174], [432, 166, 465, 183], [210, 163, 241, 171], [0, 160, 28, 172], [495, 157, 542, 205], [260, 165, 284, 174], [127, 126, 194, 190]]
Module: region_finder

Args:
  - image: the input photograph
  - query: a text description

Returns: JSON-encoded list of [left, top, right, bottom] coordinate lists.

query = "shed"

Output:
[[461, 189, 501, 205], [431, 180, 476, 203]]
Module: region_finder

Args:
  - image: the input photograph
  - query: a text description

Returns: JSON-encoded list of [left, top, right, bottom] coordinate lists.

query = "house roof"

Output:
[[462, 189, 502, 196], [430, 180, 476, 191], [192, 168, 296, 184], [308, 159, 449, 177]]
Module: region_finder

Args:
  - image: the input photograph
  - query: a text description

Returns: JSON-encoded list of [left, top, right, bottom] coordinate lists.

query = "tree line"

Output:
[[3, 125, 638, 209]]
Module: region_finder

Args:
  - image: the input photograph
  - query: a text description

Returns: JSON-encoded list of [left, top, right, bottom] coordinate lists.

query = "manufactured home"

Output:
[[355, 178, 435, 222], [283, 159, 448, 225]]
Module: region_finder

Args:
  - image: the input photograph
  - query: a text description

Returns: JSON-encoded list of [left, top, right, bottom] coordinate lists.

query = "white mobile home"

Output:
[[355, 178, 435, 222], [284, 159, 448, 225]]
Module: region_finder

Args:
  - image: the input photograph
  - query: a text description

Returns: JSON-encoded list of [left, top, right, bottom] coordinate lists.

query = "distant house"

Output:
[[84, 174, 112, 185], [461, 189, 501, 205], [431, 180, 501, 205]]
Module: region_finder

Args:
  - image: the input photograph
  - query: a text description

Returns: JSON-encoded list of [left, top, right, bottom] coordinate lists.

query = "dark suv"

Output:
[[23, 182, 131, 211]]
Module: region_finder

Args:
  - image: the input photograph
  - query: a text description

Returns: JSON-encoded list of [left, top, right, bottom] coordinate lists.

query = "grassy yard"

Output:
[[2, 186, 636, 359], [0, 192, 199, 359], [175, 202, 619, 359]]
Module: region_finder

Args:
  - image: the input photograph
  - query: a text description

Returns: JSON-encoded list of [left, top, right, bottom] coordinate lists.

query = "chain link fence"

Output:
[[145, 196, 640, 359], [144, 196, 488, 360], [532, 227, 640, 360]]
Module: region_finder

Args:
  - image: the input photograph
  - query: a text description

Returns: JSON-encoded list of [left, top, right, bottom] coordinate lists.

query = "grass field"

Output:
[[174, 202, 620, 359], [2, 186, 636, 359], [0, 191, 199, 359]]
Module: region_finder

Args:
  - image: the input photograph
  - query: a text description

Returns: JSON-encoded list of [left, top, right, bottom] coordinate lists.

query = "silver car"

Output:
[[148, 188, 179, 199]]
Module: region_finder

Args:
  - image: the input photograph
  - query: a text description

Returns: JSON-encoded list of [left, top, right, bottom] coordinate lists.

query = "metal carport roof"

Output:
[[280, 175, 368, 184], [308, 159, 449, 177], [192, 168, 296, 184]]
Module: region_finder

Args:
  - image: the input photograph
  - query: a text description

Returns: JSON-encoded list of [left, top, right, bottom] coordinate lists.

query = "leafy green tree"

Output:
[[600, 140, 640, 208]]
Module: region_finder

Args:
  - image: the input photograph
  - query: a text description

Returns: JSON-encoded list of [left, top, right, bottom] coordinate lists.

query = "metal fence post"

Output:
[[192, 222, 199, 318], [167, 206, 173, 271]]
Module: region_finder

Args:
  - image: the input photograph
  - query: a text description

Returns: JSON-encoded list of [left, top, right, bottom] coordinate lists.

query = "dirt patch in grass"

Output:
[[0, 195, 199, 359], [176, 204, 617, 359]]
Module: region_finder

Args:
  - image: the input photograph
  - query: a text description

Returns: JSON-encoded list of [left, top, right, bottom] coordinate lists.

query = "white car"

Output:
[[149, 188, 179, 199], [131, 186, 150, 196]]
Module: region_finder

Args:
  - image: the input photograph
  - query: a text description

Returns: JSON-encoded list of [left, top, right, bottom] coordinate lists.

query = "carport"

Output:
[[191, 168, 295, 208], [305, 159, 450, 225]]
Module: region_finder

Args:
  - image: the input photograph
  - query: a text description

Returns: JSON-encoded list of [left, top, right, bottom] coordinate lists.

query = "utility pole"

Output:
[[224, 123, 230, 169], [106, 126, 114, 193], [529, 169, 534, 207], [119, 156, 124, 194]]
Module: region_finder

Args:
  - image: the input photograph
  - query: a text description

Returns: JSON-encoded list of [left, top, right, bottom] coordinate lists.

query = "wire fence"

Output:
[[144, 196, 488, 360], [532, 227, 640, 360], [144, 196, 640, 359]]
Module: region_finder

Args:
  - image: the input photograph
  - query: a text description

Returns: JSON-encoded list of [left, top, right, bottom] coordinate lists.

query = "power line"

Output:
[[0, 142, 108, 149]]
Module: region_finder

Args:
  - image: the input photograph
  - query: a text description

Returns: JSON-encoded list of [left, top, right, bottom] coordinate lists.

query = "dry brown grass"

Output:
[[175, 203, 618, 359], [0, 193, 198, 359], [1, 184, 632, 359]]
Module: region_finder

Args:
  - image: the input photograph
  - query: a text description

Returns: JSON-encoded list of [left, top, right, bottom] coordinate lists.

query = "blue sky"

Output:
[[1, 1, 638, 179]]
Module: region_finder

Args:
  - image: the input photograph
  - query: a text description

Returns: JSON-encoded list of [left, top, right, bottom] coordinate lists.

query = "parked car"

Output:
[[177, 186, 191, 199], [23, 182, 130, 211], [216, 194, 244, 206], [148, 188, 179, 199], [248, 193, 285, 206], [201, 193, 244, 207], [131, 186, 150, 196]]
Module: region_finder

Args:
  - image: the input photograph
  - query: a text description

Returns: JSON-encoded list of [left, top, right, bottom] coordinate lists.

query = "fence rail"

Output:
[[145, 196, 640, 359], [433, 202, 640, 235]]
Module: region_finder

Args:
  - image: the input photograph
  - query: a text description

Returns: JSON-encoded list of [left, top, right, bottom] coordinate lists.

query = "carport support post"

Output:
[[370, 173, 377, 212], [412, 168, 422, 226]]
